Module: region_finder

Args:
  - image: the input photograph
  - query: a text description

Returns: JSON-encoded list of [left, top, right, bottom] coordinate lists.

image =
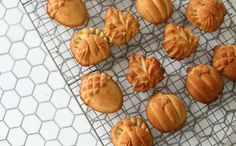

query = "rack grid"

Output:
[[21, 0, 236, 145]]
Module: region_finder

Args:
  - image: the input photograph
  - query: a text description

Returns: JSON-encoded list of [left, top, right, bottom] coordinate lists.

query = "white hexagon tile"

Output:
[[0, 0, 102, 146]]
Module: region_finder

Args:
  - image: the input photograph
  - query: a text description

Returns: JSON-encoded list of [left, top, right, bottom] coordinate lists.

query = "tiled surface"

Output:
[[0, 0, 101, 145]]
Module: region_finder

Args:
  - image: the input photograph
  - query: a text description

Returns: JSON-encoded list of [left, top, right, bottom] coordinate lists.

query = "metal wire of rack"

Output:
[[21, 0, 236, 145]]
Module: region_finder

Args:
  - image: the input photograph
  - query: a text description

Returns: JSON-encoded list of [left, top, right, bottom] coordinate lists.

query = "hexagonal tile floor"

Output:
[[0, 0, 101, 146]]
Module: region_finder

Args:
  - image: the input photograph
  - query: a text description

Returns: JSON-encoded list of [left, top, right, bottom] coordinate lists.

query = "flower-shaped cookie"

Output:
[[80, 72, 123, 113], [186, 0, 226, 32], [47, 0, 88, 27], [136, 0, 173, 24], [127, 54, 165, 92], [163, 23, 199, 60], [111, 117, 153, 146], [213, 44, 236, 82], [186, 64, 224, 104], [104, 7, 140, 45], [70, 27, 111, 66], [147, 92, 186, 133]]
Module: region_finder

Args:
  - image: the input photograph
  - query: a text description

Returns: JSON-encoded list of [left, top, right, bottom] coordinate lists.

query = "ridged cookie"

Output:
[[70, 27, 111, 66], [186, 0, 226, 32], [186, 64, 224, 104], [147, 92, 186, 133], [104, 7, 140, 45], [111, 117, 153, 146], [163, 23, 199, 60], [127, 54, 165, 92]]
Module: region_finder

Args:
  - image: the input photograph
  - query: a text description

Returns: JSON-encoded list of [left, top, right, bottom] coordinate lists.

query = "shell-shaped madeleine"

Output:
[[104, 7, 140, 45], [47, 0, 88, 27], [80, 72, 123, 113], [136, 0, 173, 24], [146, 92, 186, 133], [213, 45, 236, 82], [126, 54, 165, 92], [186, 64, 224, 104], [163, 23, 199, 60], [186, 0, 226, 32], [70, 27, 111, 66], [111, 117, 153, 146]]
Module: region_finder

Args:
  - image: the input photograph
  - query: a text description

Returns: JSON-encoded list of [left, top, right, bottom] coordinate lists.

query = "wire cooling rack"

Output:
[[21, 0, 236, 145]]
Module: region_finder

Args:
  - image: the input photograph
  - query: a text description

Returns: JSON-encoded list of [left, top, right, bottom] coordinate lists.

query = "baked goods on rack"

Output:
[[163, 23, 199, 60], [70, 27, 111, 66], [186, 0, 226, 32], [104, 7, 140, 45], [47, 0, 88, 27], [136, 0, 173, 24], [126, 54, 165, 92], [111, 117, 153, 146], [186, 64, 224, 104], [146, 91, 186, 133], [213, 44, 236, 82], [80, 72, 123, 113]]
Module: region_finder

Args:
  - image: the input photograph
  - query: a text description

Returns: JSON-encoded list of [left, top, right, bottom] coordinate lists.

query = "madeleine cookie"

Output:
[[163, 23, 199, 60], [111, 117, 153, 146], [213, 45, 236, 82], [186, 0, 226, 32], [146, 92, 186, 133], [126, 54, 165, 92], [47, 0, 88, 27], [80, 72, 123, 113], [70, 27, 111, 66], [186, 64, 224, 104], [104, 7, 140, 45], [136, 0, 173, 24]]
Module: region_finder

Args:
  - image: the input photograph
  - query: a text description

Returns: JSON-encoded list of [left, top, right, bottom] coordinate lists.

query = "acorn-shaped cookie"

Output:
[[104, 7, 140, 45], [213, 44, 236, 82], [136, 0, 173, 24], [47, 0, 88, 27], [70, 27, 111, 66], [186, 0, 226, 32], [80, 72, 123, 113], [146, 92, 186, 133], [111, 117, 153, 146], [126, 54, 165, 92], [163, 23, 199, 60], [186, 64, 224, 104]]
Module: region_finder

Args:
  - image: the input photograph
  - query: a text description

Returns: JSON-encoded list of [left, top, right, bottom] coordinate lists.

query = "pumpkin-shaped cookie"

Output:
[[146, 92, 186, 133], [126, 54, 165, 92], [80, 72, 123, 113], [213, 44, 236, 82], [111, 117, 153, 146], [136, 0, 173, 24], [104, 7, 140, 45], [186, 64, 224, 104], [163, 23, 199, 60], [47, 0, 88, 27], [186, 0, 226, 32], [70, 27, 111, 66]]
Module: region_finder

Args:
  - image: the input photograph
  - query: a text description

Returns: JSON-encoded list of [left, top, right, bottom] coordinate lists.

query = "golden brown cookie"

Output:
[[163, 23, 199, 60], [70, 27, 111, 66], [186, 64, 224, 104], [47, 0, 88, 27], [104, 7, 140, 45], [126, 54, 165, 92], [146, 92, 186, 133], [136, 0, 173, 24], [186, 0, 226, 32], [111, 117, 153, 146], [213, 44, 236, 82], [80, 72, 123, 113]]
